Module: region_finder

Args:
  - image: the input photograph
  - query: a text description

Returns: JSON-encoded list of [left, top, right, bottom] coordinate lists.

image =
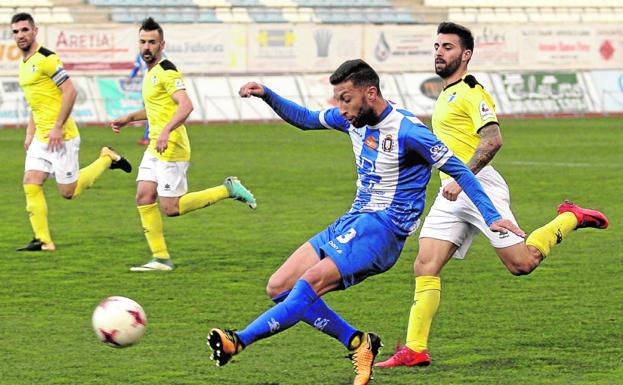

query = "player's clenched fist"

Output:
[[239, 82, 265, 98]]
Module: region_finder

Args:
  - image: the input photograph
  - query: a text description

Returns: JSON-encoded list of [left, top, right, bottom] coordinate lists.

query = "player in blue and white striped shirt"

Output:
[[208, 59, 524, 385]]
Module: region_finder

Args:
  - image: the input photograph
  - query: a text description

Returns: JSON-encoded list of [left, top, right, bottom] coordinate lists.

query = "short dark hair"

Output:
[[11, 12, 35, 26], [437, 22, 474, 52], [139, 17, 163, 40], [329, 59, 380, 91]]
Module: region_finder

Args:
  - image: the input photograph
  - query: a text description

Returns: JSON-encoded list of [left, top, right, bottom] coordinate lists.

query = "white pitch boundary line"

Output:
[[497, 160, 619, 168]]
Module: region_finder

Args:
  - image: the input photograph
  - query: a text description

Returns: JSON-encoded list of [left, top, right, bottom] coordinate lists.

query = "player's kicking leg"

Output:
[[349, 332, 383, 385], [557, 200, 608, 229], [71, 146, 132, 198], [208, 327, 382, 385], [224, 176, 256, 209], [523, 199, 608, 260], [207, 328, 244, 366]]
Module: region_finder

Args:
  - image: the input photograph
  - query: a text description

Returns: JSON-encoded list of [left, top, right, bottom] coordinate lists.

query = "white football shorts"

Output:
[[24, 136, 81, 184], [136, 152, 189, 197], [419, 166, 524, 259]]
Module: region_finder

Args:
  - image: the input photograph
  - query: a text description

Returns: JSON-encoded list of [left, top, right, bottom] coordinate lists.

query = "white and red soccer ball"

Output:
[[92, 296, 147, 348]]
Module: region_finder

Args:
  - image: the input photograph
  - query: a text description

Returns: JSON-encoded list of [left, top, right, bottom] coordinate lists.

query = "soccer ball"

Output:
[[92, 296, 147, 348]]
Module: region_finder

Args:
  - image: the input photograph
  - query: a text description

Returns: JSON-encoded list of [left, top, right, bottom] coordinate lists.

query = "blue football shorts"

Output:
[[308, 211, 406, 289]]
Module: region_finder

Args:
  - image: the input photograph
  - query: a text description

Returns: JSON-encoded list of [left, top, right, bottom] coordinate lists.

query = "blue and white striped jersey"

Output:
[[319, 102, 454, 235], [261, 87, 501, 236]]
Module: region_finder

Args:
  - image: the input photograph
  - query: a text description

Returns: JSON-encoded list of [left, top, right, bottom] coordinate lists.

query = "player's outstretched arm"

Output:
[[110, 109, 147, 133], [490, 218, 525, 237], [405, 121, 524, 237], [441, 156, 524, 237], [239, 82, 265, 98], [239, 82, 325, 131]]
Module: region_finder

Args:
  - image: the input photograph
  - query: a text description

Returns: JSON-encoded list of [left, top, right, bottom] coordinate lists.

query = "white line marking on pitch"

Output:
[[498, 160, 619, 168]]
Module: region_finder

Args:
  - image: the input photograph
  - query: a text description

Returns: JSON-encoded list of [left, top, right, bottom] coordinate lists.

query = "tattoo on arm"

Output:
[[467, 123, 502, 175]]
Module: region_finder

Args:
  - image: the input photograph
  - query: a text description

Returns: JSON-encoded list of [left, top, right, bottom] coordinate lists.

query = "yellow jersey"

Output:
[[18, 46, 79, 142], [431, 74, 498, 180], [143, 59, 191, 161]]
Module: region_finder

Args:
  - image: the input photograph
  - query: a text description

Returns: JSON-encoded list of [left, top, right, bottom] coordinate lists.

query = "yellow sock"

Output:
[[24, 184, 52, 243], [73, 156, 112, 197], [178, 185, 229, 215], [137, 203, 170, 259], [526, 212, 577, 257], [406, 276, 441, 353]]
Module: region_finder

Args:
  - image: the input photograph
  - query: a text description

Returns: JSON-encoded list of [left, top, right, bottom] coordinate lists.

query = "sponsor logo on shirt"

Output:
[[429, 144, 448, 162], [364, 135, 378, 150], [480, 100, 495, 120], [174, 78, 185, 90]]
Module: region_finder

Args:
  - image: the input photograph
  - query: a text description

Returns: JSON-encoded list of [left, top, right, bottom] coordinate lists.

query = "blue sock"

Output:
[[272, 290, 358, 349], [237, 280, 318, 347], [143, 124, 149, 140]]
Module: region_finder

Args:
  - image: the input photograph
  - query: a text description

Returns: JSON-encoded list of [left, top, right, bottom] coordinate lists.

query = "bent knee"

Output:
[[61, 192, 74, 200], [161, 207, 179, 217], [414, 255, 444, 276], [507, 257, 541, 276], [266, 278, 288, 299]]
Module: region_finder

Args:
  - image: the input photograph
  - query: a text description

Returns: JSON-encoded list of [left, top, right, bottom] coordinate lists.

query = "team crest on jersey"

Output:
[[381, 134, 394, 152], [151, 75, 158, 85], [447, 92, 457, 103], [31, 65, 37, 73], [479, 100, 494, 120], [429, 144, 448, 161], [364, 134, 378, 150]]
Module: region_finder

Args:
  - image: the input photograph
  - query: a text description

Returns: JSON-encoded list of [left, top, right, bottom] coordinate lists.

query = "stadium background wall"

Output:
[[0, 23, 622, 124]]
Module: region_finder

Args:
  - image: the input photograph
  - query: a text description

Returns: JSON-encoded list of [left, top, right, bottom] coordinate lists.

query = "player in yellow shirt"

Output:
[[11, 13, 131, 252], [376, 22, 609, 368], [110, 18, 256, 272]]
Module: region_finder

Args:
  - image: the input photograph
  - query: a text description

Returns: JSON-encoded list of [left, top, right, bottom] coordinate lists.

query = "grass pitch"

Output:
[[0, 117, 621, 385]]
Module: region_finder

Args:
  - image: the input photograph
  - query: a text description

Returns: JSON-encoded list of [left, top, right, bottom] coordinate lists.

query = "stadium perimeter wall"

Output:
[[1, 22, 622, 124], [1, 70, 622, 126]]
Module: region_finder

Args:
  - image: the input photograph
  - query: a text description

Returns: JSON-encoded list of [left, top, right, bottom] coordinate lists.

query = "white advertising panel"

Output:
[[45, 26, 135, 72], [164, 24, 247, 74], [72, 76, 104, 123], [491, 72, 595, 114], [0, 77, 29, 125], [589, 70, 623, 113], [247, 24, 363, 73], [363, 25, 435, 72], [517, 25, 620, 70]]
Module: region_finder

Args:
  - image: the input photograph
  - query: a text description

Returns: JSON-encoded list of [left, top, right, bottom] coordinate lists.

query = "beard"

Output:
[[17, 40, 32, 53], [351, 104, 379, 128], [141, 50, 158, 64], [435, 55, 462, 79]]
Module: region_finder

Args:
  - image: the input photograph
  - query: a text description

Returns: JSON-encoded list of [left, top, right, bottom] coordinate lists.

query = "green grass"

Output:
[[0, 117, 621, 385]]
